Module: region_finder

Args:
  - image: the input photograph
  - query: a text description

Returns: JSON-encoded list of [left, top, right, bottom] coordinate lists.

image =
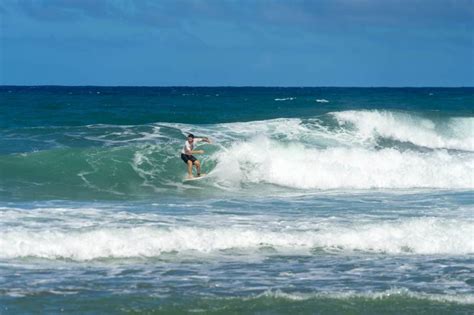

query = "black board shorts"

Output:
[[181, 153, 197, 164]]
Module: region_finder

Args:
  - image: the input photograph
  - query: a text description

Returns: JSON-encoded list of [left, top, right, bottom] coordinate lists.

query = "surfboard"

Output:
[[183, 173, 207, 182]]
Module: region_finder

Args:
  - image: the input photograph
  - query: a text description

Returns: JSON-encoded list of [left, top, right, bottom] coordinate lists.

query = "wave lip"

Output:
[[1, 218, 472, 260], [332, 110, 474, 151]]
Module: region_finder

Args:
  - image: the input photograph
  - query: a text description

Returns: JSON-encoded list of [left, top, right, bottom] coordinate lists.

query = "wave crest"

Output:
[[332, 110, 474, 151]]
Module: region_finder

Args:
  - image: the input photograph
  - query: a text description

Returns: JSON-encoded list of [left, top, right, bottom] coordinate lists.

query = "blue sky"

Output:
[[1, 0, 473, 86]]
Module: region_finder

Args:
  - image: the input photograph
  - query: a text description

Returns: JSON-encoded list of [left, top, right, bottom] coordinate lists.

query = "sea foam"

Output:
[[333, 110, 474, 151], [1, 217, 472, 260], [257, 288, 474, 305], [212, 136, 473, 189]]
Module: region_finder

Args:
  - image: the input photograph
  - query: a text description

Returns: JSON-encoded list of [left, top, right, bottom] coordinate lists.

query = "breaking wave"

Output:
[[1, 212, 472, 260], [0, 110, 472, 199], [332, 110, 474, 151]]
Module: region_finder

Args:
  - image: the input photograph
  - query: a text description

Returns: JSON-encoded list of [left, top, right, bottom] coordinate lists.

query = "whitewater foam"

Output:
[[333, 110, 474, 151], [1, 216, 472, 260], [257, 288, 474, 305], [212, 136, 474, 189]]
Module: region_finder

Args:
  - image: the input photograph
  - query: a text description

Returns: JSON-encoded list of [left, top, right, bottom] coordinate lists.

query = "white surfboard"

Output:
[[183, 173, 207, 182]]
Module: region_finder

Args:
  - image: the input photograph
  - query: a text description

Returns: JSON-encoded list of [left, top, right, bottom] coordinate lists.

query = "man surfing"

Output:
[[181, 133, 211, 179]]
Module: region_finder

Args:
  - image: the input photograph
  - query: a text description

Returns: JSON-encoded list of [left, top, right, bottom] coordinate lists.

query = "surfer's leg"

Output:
[[187, 160, 193, 178], [195, 160, 201, 176]]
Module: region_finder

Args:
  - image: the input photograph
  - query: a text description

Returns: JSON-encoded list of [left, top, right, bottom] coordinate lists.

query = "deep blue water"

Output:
[[0, 86, 473, 314]]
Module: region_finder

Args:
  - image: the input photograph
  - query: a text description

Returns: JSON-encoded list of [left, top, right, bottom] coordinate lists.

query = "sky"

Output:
[[1, 0, 473, 86]]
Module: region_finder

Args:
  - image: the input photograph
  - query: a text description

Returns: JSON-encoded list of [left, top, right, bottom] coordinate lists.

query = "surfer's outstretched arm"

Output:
[[196, 137, 211, 144]]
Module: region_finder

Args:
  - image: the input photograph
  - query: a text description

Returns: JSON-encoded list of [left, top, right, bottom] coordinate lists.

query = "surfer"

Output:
[[181, 133, 211, 179]]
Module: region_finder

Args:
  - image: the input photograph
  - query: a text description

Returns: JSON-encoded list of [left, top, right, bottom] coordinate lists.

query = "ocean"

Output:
[[0, 86, 473, 314]]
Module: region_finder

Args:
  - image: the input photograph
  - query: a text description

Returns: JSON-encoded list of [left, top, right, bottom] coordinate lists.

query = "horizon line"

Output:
[[1, 85, 473, 89]]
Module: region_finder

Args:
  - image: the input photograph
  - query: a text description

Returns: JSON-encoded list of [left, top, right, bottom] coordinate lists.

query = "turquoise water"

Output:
[[0, 87, 473, 314]]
